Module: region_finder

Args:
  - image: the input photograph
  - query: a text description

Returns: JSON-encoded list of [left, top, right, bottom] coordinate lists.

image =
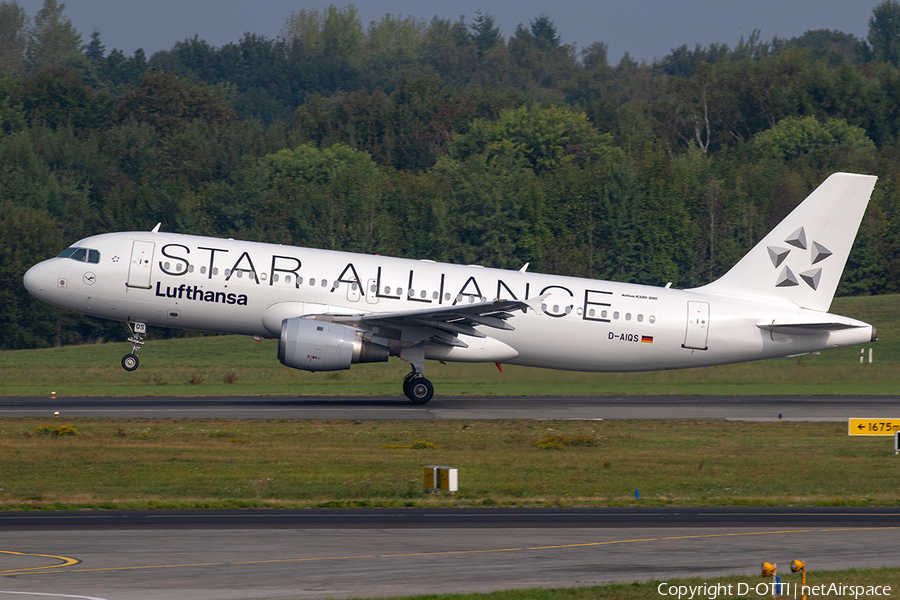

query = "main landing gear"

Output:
[[122, 322, 146, 372], [403, 370, 434, 405], [399, 343, 434, 405]]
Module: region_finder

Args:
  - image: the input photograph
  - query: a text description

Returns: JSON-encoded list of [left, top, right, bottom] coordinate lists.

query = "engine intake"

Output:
[[278, 317, 389, 371]]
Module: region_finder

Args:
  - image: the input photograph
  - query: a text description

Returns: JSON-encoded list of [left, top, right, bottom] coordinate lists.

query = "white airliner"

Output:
[[23, 172, 877, 404]]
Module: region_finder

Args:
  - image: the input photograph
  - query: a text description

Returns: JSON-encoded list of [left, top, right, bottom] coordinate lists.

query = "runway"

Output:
[[3, 398, 899, 599], [2, 508, 900, 600], [2, 394, 899, 420]]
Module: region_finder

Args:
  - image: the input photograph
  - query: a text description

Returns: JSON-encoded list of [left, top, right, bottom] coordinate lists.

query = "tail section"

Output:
[[696, 172, 877, 312]]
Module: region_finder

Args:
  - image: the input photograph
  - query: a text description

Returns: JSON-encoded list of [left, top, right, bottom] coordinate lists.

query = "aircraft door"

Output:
[[683, 301, 709, 350], [346, 279, 361, 302], [365, 278, 379, 304], [126, 240, 155, 289]]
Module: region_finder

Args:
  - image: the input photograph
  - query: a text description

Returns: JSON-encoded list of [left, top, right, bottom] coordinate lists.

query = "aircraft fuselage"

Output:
[[24, 231, 874, 373]]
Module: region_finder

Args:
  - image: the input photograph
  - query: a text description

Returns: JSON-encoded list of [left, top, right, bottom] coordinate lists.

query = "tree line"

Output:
[[2, 0, 900, 349]]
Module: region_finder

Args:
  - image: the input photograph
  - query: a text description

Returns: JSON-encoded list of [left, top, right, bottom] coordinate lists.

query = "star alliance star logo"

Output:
[[767, 226, 832, 290]]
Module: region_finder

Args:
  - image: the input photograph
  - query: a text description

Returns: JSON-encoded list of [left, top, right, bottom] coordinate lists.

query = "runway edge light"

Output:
[[761, 562, 777, 600], [791, 560, 807, 600]]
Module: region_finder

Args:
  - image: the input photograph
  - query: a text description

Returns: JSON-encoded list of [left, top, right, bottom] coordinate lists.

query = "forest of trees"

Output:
[[2, 0, 900, 349]]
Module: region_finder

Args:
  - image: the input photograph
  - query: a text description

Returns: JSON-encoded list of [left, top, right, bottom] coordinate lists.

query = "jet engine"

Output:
[[278, 317, 389, 371]]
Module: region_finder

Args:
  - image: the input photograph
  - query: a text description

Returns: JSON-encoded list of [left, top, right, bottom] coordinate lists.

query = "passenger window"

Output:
[[613, 311, 620, 319], [88, 249, 100, 264]]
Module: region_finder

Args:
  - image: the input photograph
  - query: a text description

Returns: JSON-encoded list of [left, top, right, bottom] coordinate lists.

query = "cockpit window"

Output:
[[58, 247, 100, 263]]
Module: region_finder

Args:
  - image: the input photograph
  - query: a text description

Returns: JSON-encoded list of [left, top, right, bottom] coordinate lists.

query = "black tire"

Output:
[[405, 377, 434, 405], [401, 371, 418, 398], [121, 353, 139, 372]]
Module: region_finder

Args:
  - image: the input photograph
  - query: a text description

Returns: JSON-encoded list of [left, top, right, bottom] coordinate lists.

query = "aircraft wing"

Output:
[[331, 296, 545, 348]]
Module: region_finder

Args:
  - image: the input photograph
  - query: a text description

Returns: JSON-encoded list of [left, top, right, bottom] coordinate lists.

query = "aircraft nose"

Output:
[[23, 262, 48, 298]]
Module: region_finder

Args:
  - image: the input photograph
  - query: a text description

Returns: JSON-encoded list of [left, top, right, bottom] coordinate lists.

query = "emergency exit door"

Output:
[[126, 240, 155, 289], [683, 301, 709, 350]]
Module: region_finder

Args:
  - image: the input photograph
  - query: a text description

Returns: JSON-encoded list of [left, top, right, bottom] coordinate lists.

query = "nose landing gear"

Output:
[[122, 322, 146, 372]]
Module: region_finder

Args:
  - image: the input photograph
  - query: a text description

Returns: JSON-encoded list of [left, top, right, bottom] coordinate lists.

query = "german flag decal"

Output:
[[641, 335, 654, 343]]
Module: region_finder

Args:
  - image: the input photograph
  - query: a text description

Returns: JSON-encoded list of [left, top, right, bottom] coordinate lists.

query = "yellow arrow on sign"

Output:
[[848, 419, 900, 436]]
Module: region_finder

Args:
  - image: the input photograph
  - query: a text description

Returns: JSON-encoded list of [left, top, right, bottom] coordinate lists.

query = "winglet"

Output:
[[518, 262, 529, 273], [151, 223, 161, 233], [523, 293, 549, 315]]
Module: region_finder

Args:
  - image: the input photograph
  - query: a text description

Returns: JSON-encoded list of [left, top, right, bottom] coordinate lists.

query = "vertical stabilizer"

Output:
[[695, 172, 877, 312]]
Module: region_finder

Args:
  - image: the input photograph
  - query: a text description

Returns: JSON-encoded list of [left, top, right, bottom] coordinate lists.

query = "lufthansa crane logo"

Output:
[[767, 226, 832, 291]]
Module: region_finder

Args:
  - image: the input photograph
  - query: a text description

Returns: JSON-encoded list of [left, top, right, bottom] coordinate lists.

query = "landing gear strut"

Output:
[[122, 322, 146, 372], [403, 370, 434, 405]]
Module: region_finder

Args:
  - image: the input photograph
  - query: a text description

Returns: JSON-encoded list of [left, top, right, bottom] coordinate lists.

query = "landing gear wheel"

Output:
[[404, 376, 434, 405], [121, 353, 139, 372], [401, 370, 417, 398]]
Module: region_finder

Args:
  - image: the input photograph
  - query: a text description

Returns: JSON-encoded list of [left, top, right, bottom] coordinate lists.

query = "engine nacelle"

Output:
[[278, 317, 389, 371]]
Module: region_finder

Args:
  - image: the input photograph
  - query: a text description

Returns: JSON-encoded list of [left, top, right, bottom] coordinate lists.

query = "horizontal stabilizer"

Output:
[[757, 322, 863, 335]]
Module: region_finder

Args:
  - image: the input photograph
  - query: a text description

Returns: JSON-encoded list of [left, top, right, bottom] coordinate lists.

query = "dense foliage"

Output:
[[2, 0, 900, 348]]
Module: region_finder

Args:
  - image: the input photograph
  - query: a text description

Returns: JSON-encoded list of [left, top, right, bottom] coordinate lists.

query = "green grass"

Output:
[[3, 418, 900, 510], [0, 295, 897, 397], [336, 568, 900, 600]]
